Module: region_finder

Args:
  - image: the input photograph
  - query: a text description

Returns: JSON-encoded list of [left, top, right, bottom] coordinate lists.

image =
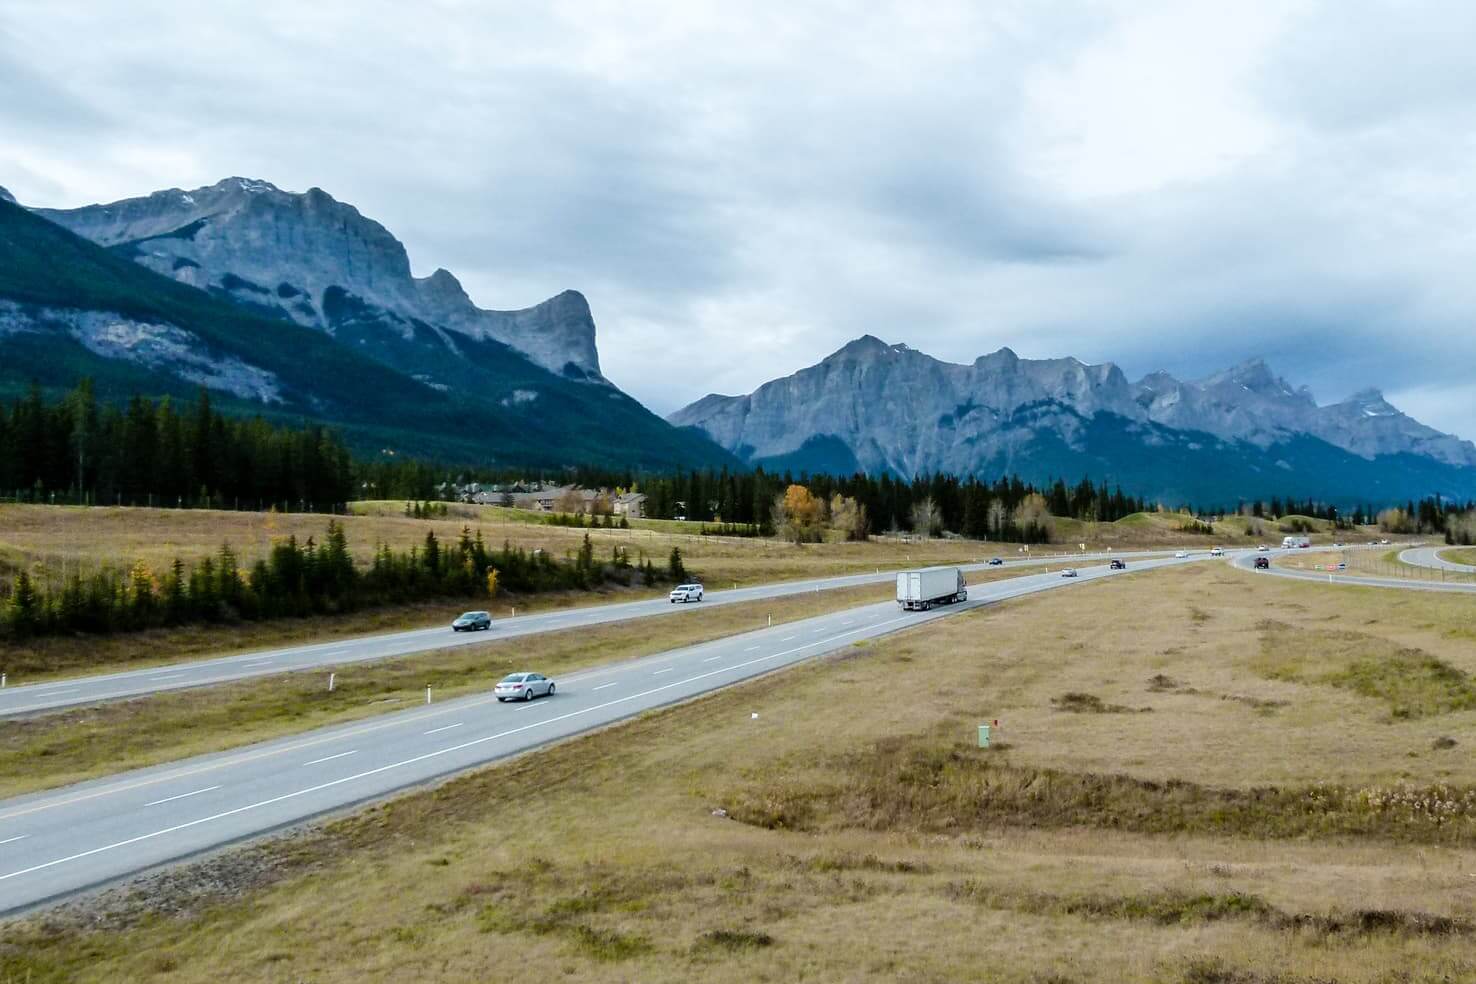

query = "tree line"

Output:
[[0, 381, 352, 509], [2, 521, 695, 641], [7, 381, 1466, 542]]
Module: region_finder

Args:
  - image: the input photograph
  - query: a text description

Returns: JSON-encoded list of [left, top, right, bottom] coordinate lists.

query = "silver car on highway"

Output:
[[495, 672, 555, 702]]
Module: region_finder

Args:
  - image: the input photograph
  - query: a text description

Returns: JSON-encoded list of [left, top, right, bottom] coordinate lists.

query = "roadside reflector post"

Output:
[[767, 614, 772, 627], [328, 672, 335, 692], [1, 673, 5, 688], [426, 685, 432, 704]]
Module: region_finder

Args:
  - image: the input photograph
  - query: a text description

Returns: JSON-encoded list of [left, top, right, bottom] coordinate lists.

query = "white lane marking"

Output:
[[145, 785, 221, 807], [743, 646, 760, 652], [243, 659, 274, 667], [0, 617, 913, 887], [148, 672, 187, 681], [29, 687, 79, 696], [703, 656, 723, 663], [653, 667, 676, 675], [780, 635, 796, 642], [0, 835, 27, 846], [302, 750, 356, 767], [424, 723, 462, 736], [592, 683, 618, 691]]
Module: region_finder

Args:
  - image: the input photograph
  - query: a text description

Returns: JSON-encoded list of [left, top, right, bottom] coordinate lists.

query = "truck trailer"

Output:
[[896, 566, 967, 611]]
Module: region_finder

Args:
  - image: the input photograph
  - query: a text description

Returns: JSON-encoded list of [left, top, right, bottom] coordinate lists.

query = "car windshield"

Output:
[[500, 674, 527, 683], [459, 612, 483, 620]]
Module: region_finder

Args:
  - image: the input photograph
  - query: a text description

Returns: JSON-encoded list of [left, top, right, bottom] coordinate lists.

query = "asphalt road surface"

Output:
[[0, 550, 1169, 718], [0, 551, 1208, 914], [1399, 546, 1476, 574], [1234, 547, 1476, 593]]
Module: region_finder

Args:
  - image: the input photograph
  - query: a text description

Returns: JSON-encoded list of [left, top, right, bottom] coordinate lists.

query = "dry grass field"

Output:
[[5, 563, 1476, 982]]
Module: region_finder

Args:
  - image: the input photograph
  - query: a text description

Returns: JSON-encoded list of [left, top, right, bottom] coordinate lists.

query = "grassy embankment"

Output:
[[5, 563, 1476, 982], [1440, 547, 1476, 567], [1277, 548, 1476, 585]]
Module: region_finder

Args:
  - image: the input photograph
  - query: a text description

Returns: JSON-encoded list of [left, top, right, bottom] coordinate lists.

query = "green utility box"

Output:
[[977, 724, 991, 748]]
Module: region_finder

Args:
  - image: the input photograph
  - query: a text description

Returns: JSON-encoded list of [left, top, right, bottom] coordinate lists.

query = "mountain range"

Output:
[[0, 180, 734, 471], [4, 175, 1474, 503], [670, 336, 1476, 504]]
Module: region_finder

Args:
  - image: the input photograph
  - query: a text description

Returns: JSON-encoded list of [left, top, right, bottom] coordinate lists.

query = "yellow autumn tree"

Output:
[[773, 484, 825, 543]]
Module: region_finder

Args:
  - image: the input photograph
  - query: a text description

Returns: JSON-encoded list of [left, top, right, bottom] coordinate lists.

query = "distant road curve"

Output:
[[0, 549, 1170, 719], [1399, 546, 1476, 574], [1232, 547, 1476, 593]]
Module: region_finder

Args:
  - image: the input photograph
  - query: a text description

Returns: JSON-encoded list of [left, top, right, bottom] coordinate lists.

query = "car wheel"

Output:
[[497, 697, 505, 703], [547, 683, 556, 697], [525, 688, 535, 701]]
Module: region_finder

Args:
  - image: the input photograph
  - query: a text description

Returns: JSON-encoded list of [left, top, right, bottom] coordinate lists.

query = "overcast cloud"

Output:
[[3, 0, 1474, 439]]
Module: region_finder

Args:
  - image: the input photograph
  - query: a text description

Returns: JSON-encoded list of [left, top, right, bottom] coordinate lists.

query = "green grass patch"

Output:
[[1254, 621, 1476, 718]]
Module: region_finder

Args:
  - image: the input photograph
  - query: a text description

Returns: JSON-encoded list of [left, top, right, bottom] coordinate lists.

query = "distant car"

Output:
[[1254, 556, 1270, 570], [1332, 542, 1344, 548], [669, 583, 704, 603], [1379, 538, 1390, 545], [452, 610, 492, 632], [988, 557, 1004, 566], [1060, 568, 1079, 578], [1109, 559, 1126, 570], [1257, 544, 1270, 552], [1210, 547, 1225, 557], [495, 672, 555, 702], [1174, 550, 1189, 559]]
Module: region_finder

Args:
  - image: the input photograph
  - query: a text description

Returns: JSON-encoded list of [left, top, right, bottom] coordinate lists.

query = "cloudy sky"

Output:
[[4, 0, 1475, 438]]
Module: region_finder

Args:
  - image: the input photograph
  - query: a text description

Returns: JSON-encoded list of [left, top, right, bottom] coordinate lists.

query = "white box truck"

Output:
[[1281, 535, 1311, 549], [896, 566, 967, 611]]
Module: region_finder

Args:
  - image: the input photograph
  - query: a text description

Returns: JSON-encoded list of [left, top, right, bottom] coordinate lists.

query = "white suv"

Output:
[[669, 583, 704, 603]]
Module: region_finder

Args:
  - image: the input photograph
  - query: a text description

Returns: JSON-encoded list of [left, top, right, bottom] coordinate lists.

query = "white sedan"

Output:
[[495, 672, 555, 702], [1060, 568, 1079, 578]]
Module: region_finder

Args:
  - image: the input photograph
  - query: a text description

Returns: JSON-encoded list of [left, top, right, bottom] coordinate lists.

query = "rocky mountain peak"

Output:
[[974, 346, 1020, 369], [32, 179, 602, 379], [670, 336, 1476, 480]]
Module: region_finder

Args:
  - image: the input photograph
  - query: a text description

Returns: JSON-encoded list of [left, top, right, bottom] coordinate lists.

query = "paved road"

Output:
[[0, 550, 1168, 718], [1399, 546, 1476, 574], [0, 552, 1209, 914], [1233, 547, 1476, 593]]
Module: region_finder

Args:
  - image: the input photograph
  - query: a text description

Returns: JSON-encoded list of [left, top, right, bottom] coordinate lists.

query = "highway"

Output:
[[0, 550, 1165, 718], [1399, 546, 1476, 574], [1233, 547, 1476, 593], [0, 552, 1204, 914]]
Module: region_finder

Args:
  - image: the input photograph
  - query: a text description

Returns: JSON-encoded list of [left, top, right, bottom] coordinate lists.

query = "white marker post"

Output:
[[767, 614, 772, 627], [328, 672, 335, 692], [1, 673, 5, 688], [426, 685, 432, 704]]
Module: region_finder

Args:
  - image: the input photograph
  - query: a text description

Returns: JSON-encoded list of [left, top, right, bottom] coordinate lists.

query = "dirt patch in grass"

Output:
[[1254, 621, 1476, 719], [944, 882, 1469, 939], [1052, 692, 1150, 714]]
